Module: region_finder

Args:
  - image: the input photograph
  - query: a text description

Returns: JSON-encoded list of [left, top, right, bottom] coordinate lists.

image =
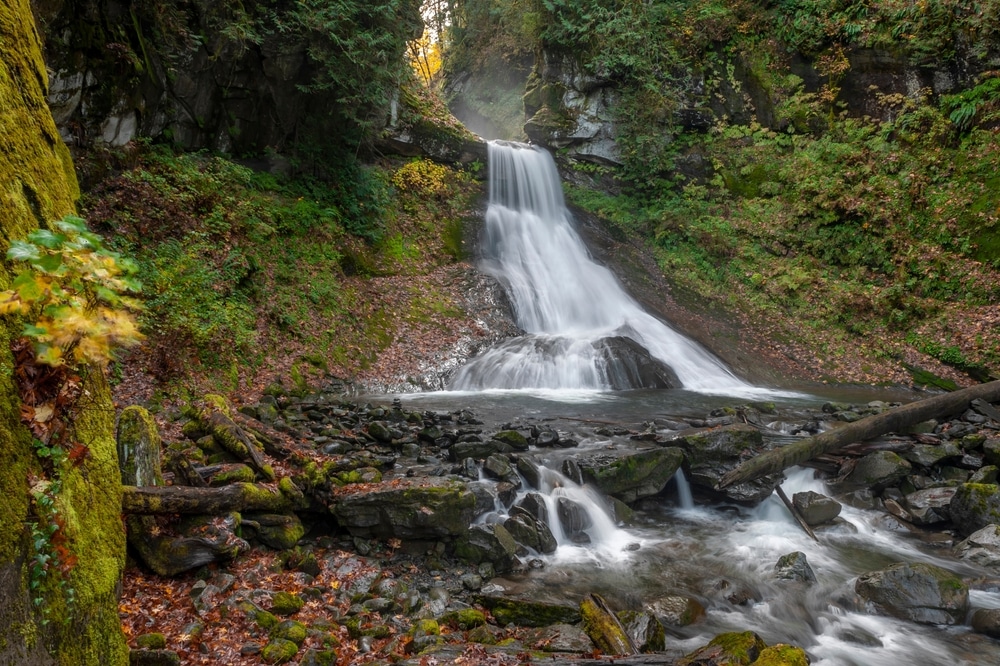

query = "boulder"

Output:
[[616, 610, 666, 652], [244, 513, 305, 550], [903, 442, 962, 468], [592, 336, 681, 389], [331, 477, 476, 539], [521, 624, 594, 652], [679, 425, 781, 504], [557, 497, 593, 543], [774, 551, 816, 583], [837, 451, 911, 492], [955, 524, 1000, 569], [854, 562, 969, 625], [949, 483, 1000, 537], [677, 631, 767, 665], [453, 523, 519, 573], [900, 487, 957, 526], [505, 510, 558, 554], [792, 491, 841, 526], [578, 447, 684, 503], [646, 596, 705, 627], [972, 608, 1000, 638], [751, 644, 810, 666]]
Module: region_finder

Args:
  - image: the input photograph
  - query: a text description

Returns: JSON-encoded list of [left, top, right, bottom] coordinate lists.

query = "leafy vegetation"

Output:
[[82, 141, 480, 389], [0, 216, 143, 368]]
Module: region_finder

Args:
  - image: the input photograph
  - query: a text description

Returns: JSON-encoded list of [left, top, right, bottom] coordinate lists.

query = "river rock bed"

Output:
[[121, 382, 1000, 664]]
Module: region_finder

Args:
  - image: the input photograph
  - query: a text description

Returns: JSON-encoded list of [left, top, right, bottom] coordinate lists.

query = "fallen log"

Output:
[[717, 380, 1000, 490], [122, 482, 294, 515]]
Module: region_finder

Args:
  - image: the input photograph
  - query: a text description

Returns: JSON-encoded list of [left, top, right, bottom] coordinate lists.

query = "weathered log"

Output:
[[186, 405, 275, 481], [232, 411, 293, 458], [717, 380, 1000, 490], [122, 482, 294, 515]]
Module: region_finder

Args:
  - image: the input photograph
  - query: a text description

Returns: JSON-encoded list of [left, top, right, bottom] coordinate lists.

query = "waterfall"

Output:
[[451, 141, 758, 394]]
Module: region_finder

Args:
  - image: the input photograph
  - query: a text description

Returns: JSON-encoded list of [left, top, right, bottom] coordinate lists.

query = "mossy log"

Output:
[[184, 404, 274, 480], [718, 380, 1000, 490], [122, 482, 298, 514], [580, 593, 638, 656], [232, 411, 292, 458]]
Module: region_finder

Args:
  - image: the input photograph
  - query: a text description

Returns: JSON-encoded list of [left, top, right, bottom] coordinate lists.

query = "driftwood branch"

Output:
[[717, 380, 1000, 490], [775, 486, 818, 542], [122, 483, 293, 515]]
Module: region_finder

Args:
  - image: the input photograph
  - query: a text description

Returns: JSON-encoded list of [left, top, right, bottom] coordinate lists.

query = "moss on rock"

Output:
[[261, 638, 299, 664], [270, 591, 305, 616], [751, 644, 810, 665]]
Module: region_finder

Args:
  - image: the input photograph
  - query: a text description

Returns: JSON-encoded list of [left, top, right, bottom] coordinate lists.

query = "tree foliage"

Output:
[[0, 216, 143, 368]]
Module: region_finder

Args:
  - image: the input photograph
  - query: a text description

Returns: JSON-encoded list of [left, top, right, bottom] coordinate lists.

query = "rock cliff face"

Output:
[[0, 2, 127, 664], [32, 0, 422, 156], [514, 44, 997, 165]]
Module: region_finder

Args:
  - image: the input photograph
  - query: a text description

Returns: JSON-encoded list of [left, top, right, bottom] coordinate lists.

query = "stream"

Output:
[[397, 142, 999, 664]]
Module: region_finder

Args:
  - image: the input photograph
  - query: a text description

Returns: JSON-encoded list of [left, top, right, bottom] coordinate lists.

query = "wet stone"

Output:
[[792, 491, 841, 526], [774, 551, 817, 583]]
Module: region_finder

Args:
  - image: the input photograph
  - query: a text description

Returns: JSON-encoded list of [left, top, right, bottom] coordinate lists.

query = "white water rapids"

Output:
[[450, 141, 764, 395]]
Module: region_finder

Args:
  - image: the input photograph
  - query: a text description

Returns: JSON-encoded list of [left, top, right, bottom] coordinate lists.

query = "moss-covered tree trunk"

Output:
[[0, 1, 128, 663]]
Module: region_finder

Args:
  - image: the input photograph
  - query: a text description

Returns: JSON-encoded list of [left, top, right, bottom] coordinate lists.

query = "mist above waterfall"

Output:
[[451, 141, 763, 395]]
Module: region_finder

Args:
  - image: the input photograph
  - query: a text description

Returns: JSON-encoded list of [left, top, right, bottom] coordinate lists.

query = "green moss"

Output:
[[440, 609, 486, 630], [270, 591, 304, 616], [261, 638, 299, 664], [580, 594, 633, 656], [678, 631, 767, 666], [409, 619, 440, 637], [212, 465, 256, 484], [254, 610, 280, 631], [751, 644, 809, 666], [271, 620, 307, 646], [134, 633, 167, 649]]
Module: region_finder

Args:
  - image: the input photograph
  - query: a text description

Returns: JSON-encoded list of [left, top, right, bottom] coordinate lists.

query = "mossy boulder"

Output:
[[408, 618, 443, 653], [949, 483, 1000, 537], [270, 591, 305, 616], [578, 447, 684, 503], [837, 451, 912, 492], [246, 513, 306, 550], [679, 425, 781, 504], [440, 609, 487, 629], [261, 638, 299, 664], [492, 430, 530, 450], [678, 631, 767, 665], [454, 523, 520, 573], [751, 644, 810, 665], [117, 405, 164, 487], [297, 649, 338, 666], [332, 477, 476, 539], [855, 561, 969, 625], [474, 595, 582, 627], [272, 620, 308, 646], [253, 610, 280, 631]]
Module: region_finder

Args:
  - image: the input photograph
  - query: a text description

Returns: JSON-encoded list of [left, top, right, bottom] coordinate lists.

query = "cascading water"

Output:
[[450, 141, 757, 394]]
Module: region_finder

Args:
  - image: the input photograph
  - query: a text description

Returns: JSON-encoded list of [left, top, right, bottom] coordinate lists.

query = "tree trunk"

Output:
[[717, 380, 1000, 490], [122, 483, 294, 515]]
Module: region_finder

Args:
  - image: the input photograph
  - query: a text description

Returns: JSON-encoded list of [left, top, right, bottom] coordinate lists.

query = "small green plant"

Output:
[[0, 215, 143, 367], [27, 438, 77, 625]]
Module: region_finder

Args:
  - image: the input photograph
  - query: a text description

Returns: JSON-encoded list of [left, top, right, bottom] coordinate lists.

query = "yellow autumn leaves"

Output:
[[0, 215, 144, 367]]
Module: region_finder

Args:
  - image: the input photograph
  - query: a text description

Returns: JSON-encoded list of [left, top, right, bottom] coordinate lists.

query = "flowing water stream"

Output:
[[402, 142, 1000, 664]]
